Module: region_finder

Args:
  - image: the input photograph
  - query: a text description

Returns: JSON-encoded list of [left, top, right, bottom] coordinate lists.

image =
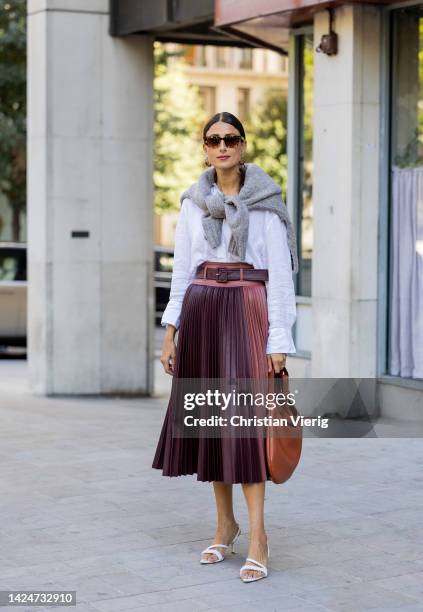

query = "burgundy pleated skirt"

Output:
[[152, 261, 271, 484]]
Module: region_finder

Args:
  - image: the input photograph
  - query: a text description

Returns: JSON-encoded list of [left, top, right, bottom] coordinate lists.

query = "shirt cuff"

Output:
[[266, 327, 296, 355], [161, 305, 181, 330]]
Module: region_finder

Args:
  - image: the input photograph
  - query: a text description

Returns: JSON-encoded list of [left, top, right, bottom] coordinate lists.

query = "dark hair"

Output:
[[202, 112, 247, 187], [202, 111, 246, 140]]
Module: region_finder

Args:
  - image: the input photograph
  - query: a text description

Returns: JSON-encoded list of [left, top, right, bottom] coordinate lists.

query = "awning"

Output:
[[213, 0, 336, 53], [213, 0, 413, 53], [109, 0, 255, 47]]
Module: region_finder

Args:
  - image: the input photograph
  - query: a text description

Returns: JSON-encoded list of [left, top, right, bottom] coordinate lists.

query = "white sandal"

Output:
[[200, 526, 241, 564], [240, 544, 270, 582]]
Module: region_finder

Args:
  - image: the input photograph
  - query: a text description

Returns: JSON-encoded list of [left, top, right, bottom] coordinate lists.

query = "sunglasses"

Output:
[[203, 134, 245, 148]]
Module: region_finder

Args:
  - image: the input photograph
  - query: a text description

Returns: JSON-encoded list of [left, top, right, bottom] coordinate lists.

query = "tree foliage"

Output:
[[154, 42, 205, 213], [244, 88, 288, 194], [0, 0, 26, 240]]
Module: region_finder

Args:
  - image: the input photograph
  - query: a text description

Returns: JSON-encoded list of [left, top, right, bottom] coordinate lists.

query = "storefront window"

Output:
[[388, 7, 423, 380], [297, 33, 314, 297]]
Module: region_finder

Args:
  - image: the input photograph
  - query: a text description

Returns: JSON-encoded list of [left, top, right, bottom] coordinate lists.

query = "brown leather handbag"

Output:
[[266, 366, 302, 484]]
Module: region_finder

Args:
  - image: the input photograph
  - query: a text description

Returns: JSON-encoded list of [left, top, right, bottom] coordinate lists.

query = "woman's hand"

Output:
[[161, 325, 177, 376], [267, 353, 287, 374]]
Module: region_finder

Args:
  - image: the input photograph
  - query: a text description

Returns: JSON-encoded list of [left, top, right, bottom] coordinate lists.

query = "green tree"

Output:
[[0, 0, 26, 241], [244, 88, 288, 194], [154, 42, 205, 213]]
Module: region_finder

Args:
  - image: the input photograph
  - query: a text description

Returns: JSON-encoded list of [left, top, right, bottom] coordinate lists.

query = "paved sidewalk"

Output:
[[0, 360, 422, 612]]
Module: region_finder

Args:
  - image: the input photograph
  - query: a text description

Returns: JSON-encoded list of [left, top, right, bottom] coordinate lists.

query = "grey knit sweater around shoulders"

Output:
[[180, 162, 298, 273]]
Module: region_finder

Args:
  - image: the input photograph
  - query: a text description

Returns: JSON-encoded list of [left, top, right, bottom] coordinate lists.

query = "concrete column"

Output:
[[312, 4, 381, 377], [27, 0, 155, 395]]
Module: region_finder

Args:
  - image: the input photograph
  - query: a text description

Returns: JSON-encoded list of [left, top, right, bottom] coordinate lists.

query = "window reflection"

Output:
[[388, 8, 423, 380], [297, 33, 314, 297]]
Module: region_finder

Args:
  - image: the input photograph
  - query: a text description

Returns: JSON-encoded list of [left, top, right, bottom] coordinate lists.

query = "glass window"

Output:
[[279, 55, 288, 74], [0, 249, 26, 281], [388, 7, 423, 380], [238, 88, 250, 122], [296, 33, 314, 297], [263, 50, 268, 72], [216, 47, 228, 68], [239, 48, 253, 69], [196, 46, 207, 67], [183, 45, 195, 65], [198, 86, 216, 117]]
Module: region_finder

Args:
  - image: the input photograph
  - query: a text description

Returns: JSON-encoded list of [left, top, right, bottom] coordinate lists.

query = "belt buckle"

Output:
[[216, 268, 228, 283]]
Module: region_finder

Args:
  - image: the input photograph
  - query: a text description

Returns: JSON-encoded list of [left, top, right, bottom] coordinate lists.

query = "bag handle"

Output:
[[268, 365, 289, 394], [273, 366, 289, 379]]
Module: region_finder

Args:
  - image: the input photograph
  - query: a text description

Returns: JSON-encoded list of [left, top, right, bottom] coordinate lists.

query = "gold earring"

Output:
[[204, 156, 211, 167]]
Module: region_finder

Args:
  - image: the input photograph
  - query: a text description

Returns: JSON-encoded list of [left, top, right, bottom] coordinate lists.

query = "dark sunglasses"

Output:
[[203, 134, 244, 148]]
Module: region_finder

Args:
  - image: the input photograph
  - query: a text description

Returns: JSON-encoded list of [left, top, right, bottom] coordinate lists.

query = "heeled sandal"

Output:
[[200, 526, 241, 564], [239, 544, 270, 582]]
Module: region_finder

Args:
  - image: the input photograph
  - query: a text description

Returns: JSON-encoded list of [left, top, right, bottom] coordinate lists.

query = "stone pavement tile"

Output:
[[34, 519, 154, 545], [141, 523, 228, 545], [92, 577, 280, 609], [261, 524, 348, 551], [11, 577, 124, 605], [9, 512, 69, 532], [65, 532, 157, 558], [1, 543, 84, 566], [126, 600, 214, 612], [284, 485, 416, 519], [133, 564, 239, 590], [82, 569, 197, 597], [360, 529, 423, 561], [366, 509, 423, 535], [371, 571, 423, 603], [0, 561, 71, 582], [91, 591, 215, 611], [116, 544, 217, 574], [48, 604, 100, 612], [273, 537, 383, 566], [0, 606, 45, 612], [296, 515, 397, 541], [110, 549, 190, 574], [336, 552, 423, 581], [258, 497, 362, 527], [163, 578, 295, 608], [264, 552, 318, 571], [262, 520, 346, 546], [90, 591, 175, 611], [295, 582, 419, 612], [211, 595, 331, 612], [62, 554, 146, 577], [261, 564, 361, 595], [366, 606, 423, 612]]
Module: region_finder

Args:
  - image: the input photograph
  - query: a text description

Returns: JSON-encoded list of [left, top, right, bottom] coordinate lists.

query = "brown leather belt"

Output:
[[195, 263, 268, 283]]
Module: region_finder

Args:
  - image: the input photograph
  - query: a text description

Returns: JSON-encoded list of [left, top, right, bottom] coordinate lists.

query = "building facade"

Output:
[[27, 0, 423, 420]]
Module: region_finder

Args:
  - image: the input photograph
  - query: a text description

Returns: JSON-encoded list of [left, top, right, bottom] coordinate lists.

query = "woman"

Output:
[[152, 111, 298, 582]]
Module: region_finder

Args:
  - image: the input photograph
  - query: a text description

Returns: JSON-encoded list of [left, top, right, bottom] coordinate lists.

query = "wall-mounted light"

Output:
[[316, 7, 338, 55]]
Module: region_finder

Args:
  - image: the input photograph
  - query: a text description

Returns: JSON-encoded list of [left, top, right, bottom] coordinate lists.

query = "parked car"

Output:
[[0, 242, 27, 348], [0, 242, 173, 345], [154, 245, 174, 325]]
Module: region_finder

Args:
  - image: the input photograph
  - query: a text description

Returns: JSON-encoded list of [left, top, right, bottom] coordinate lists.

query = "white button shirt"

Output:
[[161, 183, 297, 354]]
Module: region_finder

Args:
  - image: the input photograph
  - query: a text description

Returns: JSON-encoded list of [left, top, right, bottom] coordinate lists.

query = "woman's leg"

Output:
[[240, 481, 268, 579], [201, 481, 240, 562]]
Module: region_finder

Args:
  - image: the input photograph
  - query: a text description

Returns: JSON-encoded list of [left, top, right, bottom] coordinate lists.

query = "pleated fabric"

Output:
[[152, 263, 271, 483]]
